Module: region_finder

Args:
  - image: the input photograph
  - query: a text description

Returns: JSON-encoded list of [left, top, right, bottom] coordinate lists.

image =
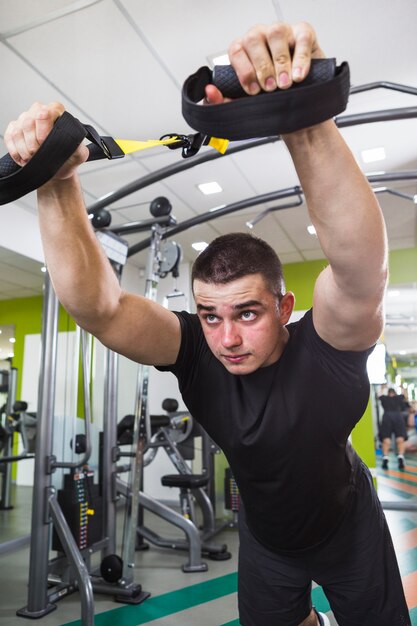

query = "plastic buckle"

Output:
[[99, 136, 125, 160], [159, 133, 190, 151], [159, 133, 208, 158], [181, 133, 208, 158]]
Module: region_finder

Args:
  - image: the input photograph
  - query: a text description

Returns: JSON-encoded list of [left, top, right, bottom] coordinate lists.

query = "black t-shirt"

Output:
[[380, 394, 408, 414], [158, 308, 373, 553]]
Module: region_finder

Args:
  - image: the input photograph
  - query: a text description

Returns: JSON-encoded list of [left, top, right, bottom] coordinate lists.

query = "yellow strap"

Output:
[[114, 136, 229, 156], [208, 137, 229, 154], [115, 137, 181, 154]]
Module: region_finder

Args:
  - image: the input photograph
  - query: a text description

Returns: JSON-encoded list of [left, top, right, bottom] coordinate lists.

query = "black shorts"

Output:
[[379, 411, 408, 440], [238, 464, 410, 626]]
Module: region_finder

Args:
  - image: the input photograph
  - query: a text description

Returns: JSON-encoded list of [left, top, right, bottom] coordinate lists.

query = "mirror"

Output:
[[384, 283, 417, 396], [0, 324, 16, 366]]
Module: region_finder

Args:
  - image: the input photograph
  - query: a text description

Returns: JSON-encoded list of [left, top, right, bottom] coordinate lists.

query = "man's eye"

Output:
[[206, 314, 219, 324], [241, 311, 256, 321]]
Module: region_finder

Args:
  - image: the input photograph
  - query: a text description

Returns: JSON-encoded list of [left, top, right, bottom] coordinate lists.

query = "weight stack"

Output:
[[224, 467, 240, 517], [52, 470, 103, 552]]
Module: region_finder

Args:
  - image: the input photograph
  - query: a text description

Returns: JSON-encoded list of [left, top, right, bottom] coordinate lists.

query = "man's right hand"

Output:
[[4, 101, 89, 180]]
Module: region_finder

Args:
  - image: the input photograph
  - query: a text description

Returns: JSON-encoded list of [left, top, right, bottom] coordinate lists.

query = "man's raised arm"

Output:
[[206, 21, 388, 352], [4, 102, 181, 366]]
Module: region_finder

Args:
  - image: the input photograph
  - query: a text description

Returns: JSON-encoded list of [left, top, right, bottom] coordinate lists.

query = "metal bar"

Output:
[[48, 489, 94, 626], [127, 186, 302, 257], [86, 137, 280, 213], [86, 105, 417, 216], [110, 215, 175, 236], [24, 272, 59, 616], [380, 500, 417, 511], [120, 225, 161, 584], [335, 106, 417, 128], [125, 171, 417, 258], [368, 171, 417, 183], [0, 453, 35, 463], [101, 346, 119, 557], [1, 367, 17, 508], [350, 81, 417, 96]]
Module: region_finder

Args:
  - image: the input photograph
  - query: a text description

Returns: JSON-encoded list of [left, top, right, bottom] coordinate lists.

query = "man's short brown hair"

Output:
[[191, 232, 285, 299]]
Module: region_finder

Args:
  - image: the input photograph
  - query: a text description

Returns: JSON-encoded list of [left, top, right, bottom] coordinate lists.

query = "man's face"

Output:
[[193, 273, 294, 375]]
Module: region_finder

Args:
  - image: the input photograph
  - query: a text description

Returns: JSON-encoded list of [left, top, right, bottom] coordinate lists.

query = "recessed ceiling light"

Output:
[[361, 147, 386, 164], [198, 182, 223, 195], [192, 241, 209, 252], [41, 266, 47, 273], [307, 224, 317, 235]]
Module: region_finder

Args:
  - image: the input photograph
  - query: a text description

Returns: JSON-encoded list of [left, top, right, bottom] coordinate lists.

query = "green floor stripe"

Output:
[[61, 572, 238, 626], [410, 605, 417, 626], [311, 586, 331, 613], [220, 620, 240, 626]]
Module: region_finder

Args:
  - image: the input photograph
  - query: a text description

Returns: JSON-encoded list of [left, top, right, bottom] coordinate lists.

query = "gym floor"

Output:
[[1, 455, 417, 626]]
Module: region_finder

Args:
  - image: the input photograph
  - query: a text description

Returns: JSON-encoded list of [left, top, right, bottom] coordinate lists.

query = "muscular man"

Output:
[[5, 21, 410, 626]]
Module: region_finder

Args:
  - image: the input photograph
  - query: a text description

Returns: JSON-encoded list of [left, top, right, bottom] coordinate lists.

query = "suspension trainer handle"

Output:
[[0, 58, 350, 205], [182, 58, 351, 140], [0, 113, 127, 205]]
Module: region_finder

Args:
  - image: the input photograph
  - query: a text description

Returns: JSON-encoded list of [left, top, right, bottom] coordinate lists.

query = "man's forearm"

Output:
[[37, 175, 122, 331], [283, 120, 388, 296]]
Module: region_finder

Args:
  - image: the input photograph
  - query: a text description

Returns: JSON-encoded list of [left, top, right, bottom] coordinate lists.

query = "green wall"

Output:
[[0, 295, 75, 401]]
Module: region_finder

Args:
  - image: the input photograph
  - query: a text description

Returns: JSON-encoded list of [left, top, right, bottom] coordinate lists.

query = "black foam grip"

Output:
[[0, 153, 21, 178], [212, 58, 336, 99]]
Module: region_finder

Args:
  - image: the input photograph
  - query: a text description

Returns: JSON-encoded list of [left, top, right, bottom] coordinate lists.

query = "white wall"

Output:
[[0, 203, 44, 262], [17, 330, 80, 486]]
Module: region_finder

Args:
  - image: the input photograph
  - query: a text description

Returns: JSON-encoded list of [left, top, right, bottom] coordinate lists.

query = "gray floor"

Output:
[[0, 484, 242, 626], [2, 479, 416, 626]]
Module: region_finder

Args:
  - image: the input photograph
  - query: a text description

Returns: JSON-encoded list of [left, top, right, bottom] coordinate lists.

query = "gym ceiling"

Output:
[[0, 0, 416, 357]]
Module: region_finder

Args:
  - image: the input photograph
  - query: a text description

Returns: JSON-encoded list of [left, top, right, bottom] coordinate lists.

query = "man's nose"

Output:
[[221, 321, 242, 348]]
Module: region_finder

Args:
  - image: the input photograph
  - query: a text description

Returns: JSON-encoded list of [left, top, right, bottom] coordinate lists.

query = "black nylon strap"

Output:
[[0, 112, 87, 205], [182, 58, 351, 140], [0, 113, 121, 205]]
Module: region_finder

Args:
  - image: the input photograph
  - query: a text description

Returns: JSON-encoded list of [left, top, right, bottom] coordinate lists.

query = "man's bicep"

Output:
[[93, 292, 182, 366], [312, 266, 385, 352]]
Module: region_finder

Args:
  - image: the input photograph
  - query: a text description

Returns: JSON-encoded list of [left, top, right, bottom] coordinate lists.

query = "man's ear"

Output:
[[279, 292, 295, 324]]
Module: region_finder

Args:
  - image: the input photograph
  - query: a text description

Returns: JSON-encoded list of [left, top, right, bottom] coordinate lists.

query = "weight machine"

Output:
[[16, 196, 230, 626]]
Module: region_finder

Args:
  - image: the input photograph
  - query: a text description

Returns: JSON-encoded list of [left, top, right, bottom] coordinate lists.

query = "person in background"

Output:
[[378, 385, 409, 469]]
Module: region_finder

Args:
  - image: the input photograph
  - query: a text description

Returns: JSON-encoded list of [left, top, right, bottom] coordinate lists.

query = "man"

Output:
[[379, 386, 409, 470], [4, 20, 410, 626]]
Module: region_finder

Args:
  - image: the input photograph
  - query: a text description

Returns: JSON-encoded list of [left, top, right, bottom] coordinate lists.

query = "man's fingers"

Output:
[[228, 22, 324, 95], [265, 22, 295, 89], [228, 37, 263, 95], [204, 84, 226, 104], [291, 22, 324, 81]]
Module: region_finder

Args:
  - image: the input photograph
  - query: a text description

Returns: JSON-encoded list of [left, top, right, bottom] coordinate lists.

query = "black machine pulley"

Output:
[[100, 553, 124, 583], [150, 196, 172, 217]]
